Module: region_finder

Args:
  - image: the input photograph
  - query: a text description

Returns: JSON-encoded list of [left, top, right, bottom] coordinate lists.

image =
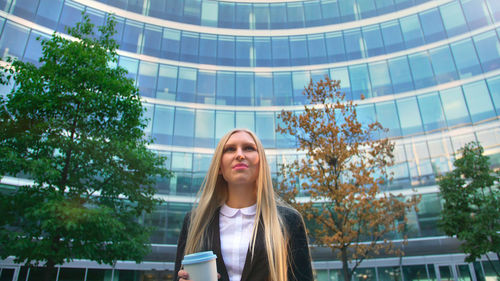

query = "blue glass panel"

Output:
[[255, 73, 273, 106], [173, 108, 195, 146], [376, 0, 395, 14], [440, 87, 471, 127], [349, 64, 372, 99], [381, 20, 405, 52], [307, 34, 327, 64], [149, 1, 167, 19], [234, 3, 251, 28], [236, 112, 255, 132], [274, 72, 293, 106], [143, 24, 162, 57], [325, 31, 346, 62], [396, 97, 423, 135], [183, 0, 201, 25], [121, 19, 142, 53], [272, 37, 290, 67], [376, 101, 401, 137], [217, 35, 235, 66], [118, 56, 138, 81], [194, 109, 214, 148], [356, 103, 377, 127], [290, 35, 309, 65], [338, 0, 355, 21], [156, 65, 177, 101], [216, 71, 235, 105], [215, 111, 235, 139], [321, 0, 340, 25], [57, 1, 83, 33], [177, 67, 197, 102], [344, 29, 364, 60], [362, 24, 385, 57], [461, 0, 491, 29], [11, 0, 38, 21], [218, 2, 234, 28], [153, 105, 175, 145], [304, 0, 322, 27], [486, 76, 500, 114], [440, 1, 468, 37], [22, 31, 46, 66], [418, 92, 446, 132], [311, 69, 329, 85], [255, 112, 275, 148], [162, 29, 180, 60], [137, 61, 158, 98], [462, 80, 496, 123], [292, 71, 311, 105], [35, 0, 63, 29], [276, 111, 295, 148], [199, 33, 217, 64], [235, 72, 254, 105], [201, 0, 217, 27], [165, 1, 184, 22], [270, 3, 287, 29], [429, 46, 459, 84], [357, 0, 376, 18], [408, 52, 436, 89], [419, 8, 446, 43], [196, 70, 216, 103], [473, 31, 500, 72], [110, 16, 125, 44], [143, 103, 154, 137], [450, 39, 482, 78], [86, 7, 105, 36], [400, 14, 424, 48], [0, 0, 10, 11], [368, 61, 393, 97], [180, 31, 199, 63], [254, 37, 272, 67], [254, 4, 270, 29], [287, 2, 304, 28], [235, 37, 252, 67], [330, 67, 351, 99], [486, 0, 500, 22]]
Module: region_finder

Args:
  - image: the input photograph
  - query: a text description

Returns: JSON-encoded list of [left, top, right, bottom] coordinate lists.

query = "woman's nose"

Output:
[[236, 148, 245, 160]]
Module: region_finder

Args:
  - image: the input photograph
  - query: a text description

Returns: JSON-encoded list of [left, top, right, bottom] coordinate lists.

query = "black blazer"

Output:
[[174, 205, 313, 281]]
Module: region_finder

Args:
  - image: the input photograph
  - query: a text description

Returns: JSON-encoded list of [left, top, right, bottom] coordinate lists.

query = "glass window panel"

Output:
[[22, 31, 47, 66], [344, 28, 364, 60], [321, 0, 341, 25], [353, 268, 376, 281], [403, 265, 428, 281], [440, 87, 471, 127], [57, 1, 83, 33], [311, 69, 329, 85], [156, 65, 177, 101], [236, 37, 252, 67], [451, 39, 482, 78], [325, 31, 346, 62], [171, 152, 192, 171], [118, 56, 139, 81], [152, 105, 175, 145], [218, 2, 234, 28], [376, 0, 395, 14], [273, 72, 293, 105], [290, 35, 309, 65], [276, 112, 295, 148], [429, 45, 459, 84], [255, 112, 275, 147], [418, 92, 447, 132], [254, 4, 270, 29], [362, 24, 384, 56], [462, 80, 496, 122], [85, 8, 104, 36], [378, 266, 402, 281], [272, 37, 290, 67], [349, 64, 372, 99], [142, 24, 162, 57], [461, 0, 492, 29], [235, 3, 251, 29], [473, 30, 500, 72], [376, 101, 401, 137], [236, 111, 255, 131], [287, 2, 304, 28], [177, 67, 197, 102], [58, 268, 85, 281], [183, 0, 201, 25], [137, 61, 158, 98], [255, 73, 273, 106], [482, 260, 500, 281], [330, 67, 351, 99], [173, 108, 195, 146], [486, 76, 500, 114], [217, 35, 235, 66], [11, 0, 38, 20], [143, 103, 154, 137], [408, 52, 436, 89], [368, 61, 392, 97], [388, 56, 414, 93], [440, 1, 468, 37], [339, 0, 355, 21], [215, 111, 235, 139], [194, 109, 214, 147], [356, 103, 376, 126], [0, 21, 29, 60], [254, 37, 272, 67], [196, 70, 215, 104], [161, 28, 180, 60], [216, 71, 235, 105], [201, 0, 218, 27], [270, 4, 287, 29], [400, 14, 424, 48], [121, 19, 143, 53], [396, 97, 423, 135], [486, 0, 500, 22], [236, 72, 254, 106], [357, 0, 376, 18], [292, 71, 311, 105], [180, 31, 199, 63], [193, 153, 212, 172], [307, 34, 327, 64], [419, 8, 446, 43], [199, 33, 217, 64], [304, 0, 322, 27], [35, 0, 63, 29]]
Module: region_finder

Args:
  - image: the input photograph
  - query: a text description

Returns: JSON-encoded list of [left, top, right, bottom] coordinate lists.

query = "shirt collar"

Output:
[[220, 203, 257, 217]]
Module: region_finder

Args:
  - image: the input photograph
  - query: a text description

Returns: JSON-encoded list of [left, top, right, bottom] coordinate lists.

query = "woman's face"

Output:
[[220, 131, 260, 187]]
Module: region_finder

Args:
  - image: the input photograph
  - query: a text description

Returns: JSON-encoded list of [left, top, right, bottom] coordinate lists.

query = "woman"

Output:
[[174, 129, 313, 281]]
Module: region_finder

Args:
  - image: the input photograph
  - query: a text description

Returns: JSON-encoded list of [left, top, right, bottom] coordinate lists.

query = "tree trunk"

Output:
[[43, 260, 56, 281], [341, 247, 352, 281]]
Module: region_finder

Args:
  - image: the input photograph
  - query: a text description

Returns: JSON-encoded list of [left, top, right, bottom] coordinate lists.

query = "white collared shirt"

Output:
[[219, 203, 257, 281]]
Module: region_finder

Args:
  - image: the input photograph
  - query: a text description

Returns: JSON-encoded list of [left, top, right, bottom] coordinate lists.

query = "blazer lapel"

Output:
[[208, 208, 230, 281], [240, 220, 266, 281]]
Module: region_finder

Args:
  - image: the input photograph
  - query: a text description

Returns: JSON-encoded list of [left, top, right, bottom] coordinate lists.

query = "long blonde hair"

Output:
[[184, 129, 288, 281]]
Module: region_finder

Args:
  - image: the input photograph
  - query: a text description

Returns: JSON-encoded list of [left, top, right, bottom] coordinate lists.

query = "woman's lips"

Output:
[[233, 163, 248, 170]]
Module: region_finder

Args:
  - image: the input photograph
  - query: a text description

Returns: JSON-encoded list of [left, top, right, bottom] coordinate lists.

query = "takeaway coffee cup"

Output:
[[181, 251, 217, 281]]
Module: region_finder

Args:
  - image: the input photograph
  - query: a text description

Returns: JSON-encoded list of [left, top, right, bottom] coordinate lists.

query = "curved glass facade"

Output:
[[1, 0, 500, 278]]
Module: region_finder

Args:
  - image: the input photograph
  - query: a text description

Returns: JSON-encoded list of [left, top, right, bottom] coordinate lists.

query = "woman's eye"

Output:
[[245, 146, 256, 151], [224, 147, 236, 152]]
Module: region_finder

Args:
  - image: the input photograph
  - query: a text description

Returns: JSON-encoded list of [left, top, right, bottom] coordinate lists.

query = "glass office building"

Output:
[[0, 0, 499, 280]]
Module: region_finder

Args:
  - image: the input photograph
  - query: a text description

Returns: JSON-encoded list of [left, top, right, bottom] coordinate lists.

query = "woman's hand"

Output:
[[178, 269, 221, 281]]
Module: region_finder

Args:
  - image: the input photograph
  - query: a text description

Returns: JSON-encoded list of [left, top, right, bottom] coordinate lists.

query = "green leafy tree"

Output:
[[439, 142, 499, 276], [0, 14, 170, 281]]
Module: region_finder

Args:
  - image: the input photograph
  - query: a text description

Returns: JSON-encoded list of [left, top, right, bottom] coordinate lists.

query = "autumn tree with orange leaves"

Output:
[[277, 77, 419, 281]]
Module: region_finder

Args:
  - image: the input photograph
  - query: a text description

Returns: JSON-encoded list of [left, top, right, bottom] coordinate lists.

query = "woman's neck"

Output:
[[226, 183, 257, 208]]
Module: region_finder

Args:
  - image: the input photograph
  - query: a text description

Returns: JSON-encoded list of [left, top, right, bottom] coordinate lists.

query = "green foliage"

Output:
[[438, 142, 499, 263], [0, 14, 170, 268]]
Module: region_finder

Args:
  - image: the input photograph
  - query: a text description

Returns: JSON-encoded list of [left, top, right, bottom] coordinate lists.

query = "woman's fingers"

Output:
[[178, 269, 190, 281]]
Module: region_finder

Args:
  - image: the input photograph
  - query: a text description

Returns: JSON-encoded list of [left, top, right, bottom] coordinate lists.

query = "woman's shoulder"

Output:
[[277, 204, 303, 224]]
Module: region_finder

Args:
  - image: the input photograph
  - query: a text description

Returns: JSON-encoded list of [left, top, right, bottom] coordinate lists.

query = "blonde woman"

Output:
[[174, 129, 313, 281]]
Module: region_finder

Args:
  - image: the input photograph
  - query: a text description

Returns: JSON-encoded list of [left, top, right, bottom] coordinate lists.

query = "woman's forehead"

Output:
[[225, 131, 256, 145]]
